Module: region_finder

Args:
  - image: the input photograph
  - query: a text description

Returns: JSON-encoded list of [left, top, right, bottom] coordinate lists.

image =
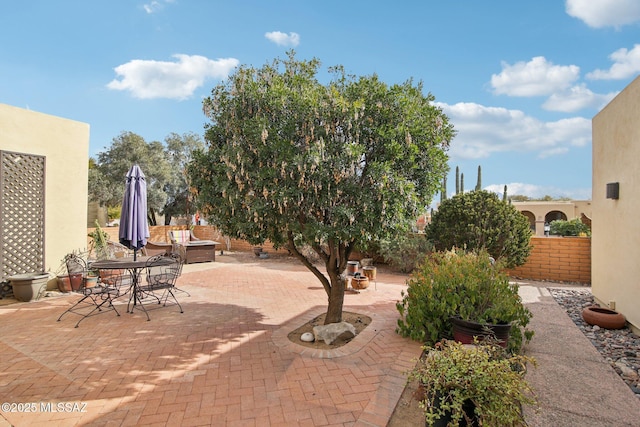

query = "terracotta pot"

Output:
[[84, 276, 98, 288], [351, 276, 369, 290], [582, 306, 626, 329], [57, 275, 72, 293], [450, 316, 511, 348], [69, 273, 84, 291], [99, 269, 124, 286]]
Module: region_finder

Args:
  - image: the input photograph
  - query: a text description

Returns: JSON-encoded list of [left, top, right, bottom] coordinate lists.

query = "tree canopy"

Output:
[[188, 52, 454, 323], [426, 190, 532, 268], [89, 131, 203, 225]]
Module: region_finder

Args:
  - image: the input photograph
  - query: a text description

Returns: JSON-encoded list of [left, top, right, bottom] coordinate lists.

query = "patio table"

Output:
[[90, 256, 172, 321]]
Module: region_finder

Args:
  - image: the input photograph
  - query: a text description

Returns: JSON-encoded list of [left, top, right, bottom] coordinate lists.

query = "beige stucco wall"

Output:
[[0, 103, 90, 289], [512, 200, 592, 236], [592, 75, 640, 333]]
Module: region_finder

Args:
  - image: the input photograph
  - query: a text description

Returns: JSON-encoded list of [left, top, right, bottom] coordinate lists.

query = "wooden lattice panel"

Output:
[[1, 151, 45, 281]]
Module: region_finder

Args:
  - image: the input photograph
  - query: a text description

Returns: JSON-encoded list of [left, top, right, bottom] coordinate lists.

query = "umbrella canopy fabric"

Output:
[[119, 165, 150, 258]]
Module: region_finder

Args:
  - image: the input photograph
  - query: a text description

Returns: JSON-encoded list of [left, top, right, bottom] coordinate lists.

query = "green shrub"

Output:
[[396, 249, 533, 353], [549, 218, 591, 236], [426, 190, 532, 268], [378, 233, 433, 273], [410, 340, 537, 426]]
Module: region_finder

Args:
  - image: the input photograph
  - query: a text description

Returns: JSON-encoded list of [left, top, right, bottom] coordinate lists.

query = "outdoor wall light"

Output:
[[606, 182, 619, 199]]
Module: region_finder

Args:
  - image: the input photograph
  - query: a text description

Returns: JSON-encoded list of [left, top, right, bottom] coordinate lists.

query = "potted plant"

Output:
[[409, 339, 537, 426], [88, 220, 112, 260], [396, 249, 534, 354], [53, 249, 89, 292]]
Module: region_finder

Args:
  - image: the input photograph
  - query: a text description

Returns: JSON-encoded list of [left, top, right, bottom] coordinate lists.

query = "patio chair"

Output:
[[143, 240, 172, 257], [57, 254, 125, 327], [170, 245, 190, 297], [138, 254, 184, 314]]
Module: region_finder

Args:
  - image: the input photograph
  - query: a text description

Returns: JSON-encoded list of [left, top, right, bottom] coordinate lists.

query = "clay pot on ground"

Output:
[[57, 275, 72, 293], [84, 275, 98, 288], [450, 316, 512, 348], [99, 269, 124, 286], [8, 273, 49, 302], [582, 306, 626, 329], [69, 273, 84, 291], [351, 276, 369, 290]]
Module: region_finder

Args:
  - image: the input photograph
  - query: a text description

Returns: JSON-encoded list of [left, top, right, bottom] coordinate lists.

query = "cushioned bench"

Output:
[[169, 230, 220, 264]]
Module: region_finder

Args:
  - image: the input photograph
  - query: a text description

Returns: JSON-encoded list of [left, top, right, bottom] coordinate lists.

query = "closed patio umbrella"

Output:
[[119, 164, 150, 260]]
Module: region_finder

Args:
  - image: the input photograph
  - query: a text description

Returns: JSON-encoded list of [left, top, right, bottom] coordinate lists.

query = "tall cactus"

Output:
[[475, 165, 482, 191], [455, 166, 460, 195], [441, 175, 447, 202], [503, 185, 508, 202], [460, 173, 464, 193]]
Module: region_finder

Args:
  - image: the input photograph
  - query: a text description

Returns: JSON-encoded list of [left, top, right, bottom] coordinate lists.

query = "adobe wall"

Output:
[[506, 236, 591, 284]]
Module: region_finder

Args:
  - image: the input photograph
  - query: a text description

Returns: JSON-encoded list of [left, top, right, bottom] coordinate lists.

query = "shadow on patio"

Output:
[[0, 253, 421, 426]]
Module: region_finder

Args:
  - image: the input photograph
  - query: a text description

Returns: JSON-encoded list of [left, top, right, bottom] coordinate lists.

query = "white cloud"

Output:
[[437, 102, 591, 159], [265, 31, 300, 47], [566, 0, 640, 29], [143, 0, 174, 14], [491, 56, 580, 97], [542, 84, 618, 112], [484, 182, 591, 200], [107, 54, 239, 100], [587, 44, 640, 80]]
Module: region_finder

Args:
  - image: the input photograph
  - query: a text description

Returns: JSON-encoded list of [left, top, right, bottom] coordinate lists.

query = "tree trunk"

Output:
[[285, 232, 349, 325], [324, 271, 345, 324]]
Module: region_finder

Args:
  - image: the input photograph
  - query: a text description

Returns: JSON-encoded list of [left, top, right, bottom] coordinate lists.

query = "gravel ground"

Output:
[[549, 288, 640, 397]]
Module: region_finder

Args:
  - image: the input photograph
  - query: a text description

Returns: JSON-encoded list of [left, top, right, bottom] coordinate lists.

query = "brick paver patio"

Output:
[[0, 252, 421, 427]]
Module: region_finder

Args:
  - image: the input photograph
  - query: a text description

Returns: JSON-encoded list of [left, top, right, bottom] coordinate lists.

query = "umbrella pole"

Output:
[[134, 249, 137, 261]]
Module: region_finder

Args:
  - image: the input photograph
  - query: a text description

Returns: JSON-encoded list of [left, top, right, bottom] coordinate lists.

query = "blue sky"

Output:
[[3, 1, 640, 200]]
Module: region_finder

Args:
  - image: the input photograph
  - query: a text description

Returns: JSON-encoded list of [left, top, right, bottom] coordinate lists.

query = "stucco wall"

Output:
[[0, 103, 90, 289], [512, 201, 592, 236], [592, 75, 640, 333]]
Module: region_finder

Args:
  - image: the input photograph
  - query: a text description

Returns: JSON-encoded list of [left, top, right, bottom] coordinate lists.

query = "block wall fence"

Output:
[[89, 226, 591, 284], [88, 225, 291, 256], [506, 236, 591, 284]]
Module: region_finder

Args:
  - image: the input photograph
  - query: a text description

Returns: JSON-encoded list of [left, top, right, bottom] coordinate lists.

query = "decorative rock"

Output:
[[300, 332, 315, 342], [550, 288, 640, 396], [313, 321, 356, 345], [616, 362, 639, 381]]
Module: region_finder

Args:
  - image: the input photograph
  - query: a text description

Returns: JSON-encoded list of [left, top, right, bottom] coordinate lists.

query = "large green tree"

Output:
[[89, 131, 204, 225], [89, 132, 171, 225], [188, 52, 454, 323], [426, 190, 532, 268], [162, 132, 205, 225]]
